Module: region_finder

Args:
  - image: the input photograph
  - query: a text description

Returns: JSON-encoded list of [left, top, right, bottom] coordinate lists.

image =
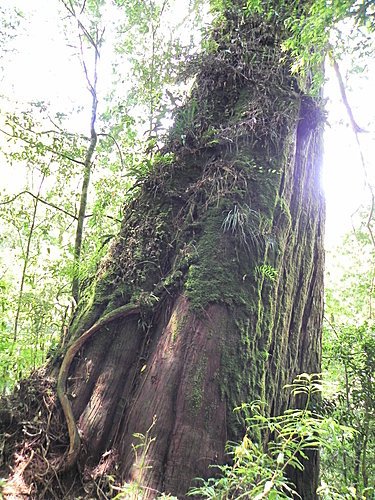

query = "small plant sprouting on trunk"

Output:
[[222, 203, 263, 252]]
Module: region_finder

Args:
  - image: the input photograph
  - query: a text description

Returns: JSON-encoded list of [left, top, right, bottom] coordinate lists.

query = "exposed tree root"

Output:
[[0, 372, 70, 498], [0, 372, 128, 499], [56, 303, 140, 472], [0, 303, 141, 498]]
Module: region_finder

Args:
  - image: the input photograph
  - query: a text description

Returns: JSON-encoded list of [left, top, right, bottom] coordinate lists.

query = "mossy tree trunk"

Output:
[[3, 3, 325, 499]]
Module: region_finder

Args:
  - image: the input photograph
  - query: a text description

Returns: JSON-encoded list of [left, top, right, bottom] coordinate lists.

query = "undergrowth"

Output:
[[187, 374, 354, 499]]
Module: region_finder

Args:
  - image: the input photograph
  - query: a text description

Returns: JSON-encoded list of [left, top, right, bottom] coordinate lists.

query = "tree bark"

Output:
[[61, 6, 325, 498], [3, 3, 325, 499]]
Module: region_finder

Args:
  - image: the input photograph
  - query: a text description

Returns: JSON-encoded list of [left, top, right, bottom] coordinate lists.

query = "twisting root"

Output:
[[56, 303, 140, 471]]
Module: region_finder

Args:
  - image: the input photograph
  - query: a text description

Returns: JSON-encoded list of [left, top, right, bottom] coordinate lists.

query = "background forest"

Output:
[[0, 0, 374, 498]]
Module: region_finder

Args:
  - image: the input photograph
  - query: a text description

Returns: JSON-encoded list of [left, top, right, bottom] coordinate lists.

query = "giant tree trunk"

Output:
[[2, 3, 325, 499]]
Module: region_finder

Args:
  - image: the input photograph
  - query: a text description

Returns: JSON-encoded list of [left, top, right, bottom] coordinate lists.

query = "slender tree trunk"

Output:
[[70, 2, 102, 305], [72, 82, 98, 304], [13, 176, 45, 342], [361, 404, 369, 491]]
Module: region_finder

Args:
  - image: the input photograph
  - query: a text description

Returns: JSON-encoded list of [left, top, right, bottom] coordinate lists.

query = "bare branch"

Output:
[[0, 190, 121, 224], [8, 117, 89, 141], [97, 132, 124, 170], [330, 53, 375, 250], [61, 0, 101, 58], [80, 0, 87, 15], [60, 0, 75, 16], [85, 213, 122, 223], [0, 127, 87, 167], [331, 55, 367, 134], [0, 190, 78, 219]]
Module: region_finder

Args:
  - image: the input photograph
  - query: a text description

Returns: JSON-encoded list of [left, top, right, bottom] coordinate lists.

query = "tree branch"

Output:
[[79, 0, 87, 15], [0, 190, 77, 219], [331, 55, 366, 134], [13, 176, 45, 342], [97, 132, 124, 170], [14, 117, 89, 141], [85, 212, 122, 223], [330, 53, 375, 251], [0, 127, 87, 167]]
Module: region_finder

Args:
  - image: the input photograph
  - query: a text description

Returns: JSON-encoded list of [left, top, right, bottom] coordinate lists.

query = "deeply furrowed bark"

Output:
[[2, 3, 325, 499]]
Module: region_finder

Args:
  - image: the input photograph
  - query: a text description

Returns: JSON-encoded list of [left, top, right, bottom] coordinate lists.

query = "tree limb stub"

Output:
[[56, 303, 140, 471]]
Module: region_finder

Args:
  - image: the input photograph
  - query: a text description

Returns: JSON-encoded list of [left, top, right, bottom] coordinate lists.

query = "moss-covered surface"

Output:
[[185, 210, 248, 311], [168, 307, 188, 343], [187, 355, 208, 416]]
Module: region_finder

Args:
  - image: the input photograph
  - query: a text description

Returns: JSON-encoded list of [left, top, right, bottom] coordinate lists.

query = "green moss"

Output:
[[170, 313, 187, 343], [184, 209, 249, 311], [188, 356, 207, 415], [181, 203, 279, 433], [218, 313, 258, 438], [69, 277, 109, 339], [275, 195, 292, 227]]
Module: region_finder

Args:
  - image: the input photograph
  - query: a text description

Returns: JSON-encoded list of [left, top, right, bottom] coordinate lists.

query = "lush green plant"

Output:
[[254, 264, 278, 283], [0, 0, 201, 393], [188, 374, 353, 499], [244, 0, 375, 93], [222, 204, 262, 252], [323, 320, 374, 496], [0, 0, 193, 391], [322, 217, 375, 498]]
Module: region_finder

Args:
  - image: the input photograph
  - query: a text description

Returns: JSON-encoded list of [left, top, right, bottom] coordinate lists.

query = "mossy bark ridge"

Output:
[[4, 2, 325, 499]]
